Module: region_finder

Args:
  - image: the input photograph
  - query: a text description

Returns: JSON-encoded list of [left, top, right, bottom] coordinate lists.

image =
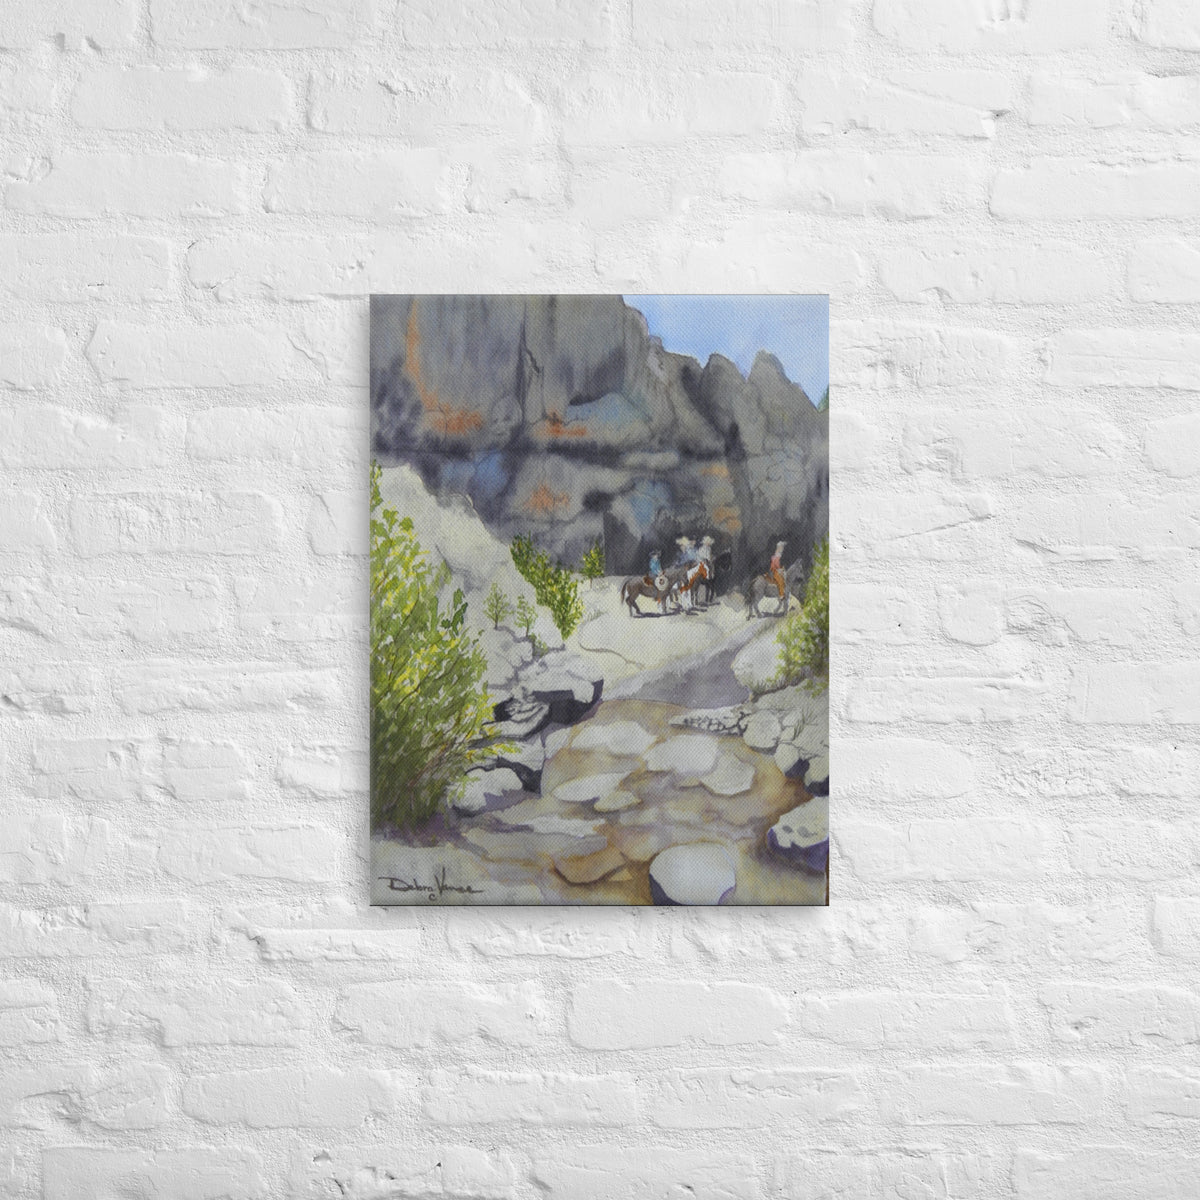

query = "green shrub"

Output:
[[774, 537, 829, 693], [510, 533, 585, 640], [370, 462, 496, 830], [484, 582, 512, 629], [514, 594, 537, 640], [580, 539, 605, 583]]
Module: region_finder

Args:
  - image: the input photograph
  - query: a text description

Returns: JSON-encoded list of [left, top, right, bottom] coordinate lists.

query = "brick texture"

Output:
[[0, 1, 1193, 1195]]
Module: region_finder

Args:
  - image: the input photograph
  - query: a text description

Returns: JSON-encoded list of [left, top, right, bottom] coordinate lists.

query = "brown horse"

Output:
[[620, 573, 672, 616]]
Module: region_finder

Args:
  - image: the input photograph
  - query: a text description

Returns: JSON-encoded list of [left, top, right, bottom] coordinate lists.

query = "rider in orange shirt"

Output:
[[769, 540, 786, 598]]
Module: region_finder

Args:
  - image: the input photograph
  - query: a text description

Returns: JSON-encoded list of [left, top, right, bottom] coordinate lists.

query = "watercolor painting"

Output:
[[370, 295, 828, 905]]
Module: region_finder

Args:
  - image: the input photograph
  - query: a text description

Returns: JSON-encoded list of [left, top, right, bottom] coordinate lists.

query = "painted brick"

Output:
[[532, 1146, 761, 1200], [1015, 1149, 1200, 1200], [402, 0, 612, 47], [837, 736, 974, 796], [70, 491, 282, 557], [649, 1068, 865, 1128], [0, 901, 193, 958], [1040, 983, 1200, 1046], [1047, 328, 1200, 389], [1145, 413, 1200, 476], [775, 1150, 999, 1200], [0, 60, 58, 114], [0, 1062, 170, 1129], [719, 152, 985, 219], [1134, 0, 1200, 49], [6, 153, 253, 218], [424, 1068, 636, 1125], [234, 573, 359, 641], [115, 661, 338, 714], [32, 737, 157, 802], [1029, 71, 1200, 129], [0, 663, 96, 715], [311, 68, 546, 143], [799, 67, 1012, 138], [157, 824, 340, 883], [183, 1066, 403, 1127], [337, 980, 545, 1047], [1012, 494, 1200, 558], [277, 745, 365, 799], [87, 977, 310, 1045], [0, 0, 135, 49], [72, 66, 290, 131], [568, 981, 786, 1049], [836, 321, 1017, 389], [837, 585, 926, 644], [1154, 896, 1200, 957], [1126, 1067, 1200, 1124], [265, 149, 453, 220], [874, 0, 1106, 52], [0, 236, 171, 302], [42, 1147, 266, 1199], [451, 909, 651, 959], [993, 161, 1200, 220], [799, 991, 1015, 1049], [847, 673, 1048, 723], [881, 1063, 1107, 1126], [0, 493, 57, 551], [880, 240, 1109, 304], [1068, 663, 1200, 723], [87, 322, 323, 388], [0, 324, 68, 389], [286, 1145, 515, 1200], [0, 814, 111, 885], [1130, 237, 1200, 302], [226, 900, 421, 964], [839, 819, 1055, 882], [186, 407, 365, 467], [307, 490, 368, 555], [632, 0, 851, 50], [0, 979, 62, 1045], [1066, 820, 1199, 881], [901, 409, 1126, 477], [151, 0, 375, 48], [0, 405, 177, 469]]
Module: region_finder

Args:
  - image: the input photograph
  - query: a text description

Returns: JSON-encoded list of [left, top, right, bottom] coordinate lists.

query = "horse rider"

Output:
[[769, 540, 787, 599], [698, 534, 715, 566], [675, 535, 699, 567], [645, 548, 664, 587]]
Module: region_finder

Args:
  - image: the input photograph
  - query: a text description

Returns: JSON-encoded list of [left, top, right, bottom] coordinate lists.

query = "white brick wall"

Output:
[[0, 0, 1197, 1195]]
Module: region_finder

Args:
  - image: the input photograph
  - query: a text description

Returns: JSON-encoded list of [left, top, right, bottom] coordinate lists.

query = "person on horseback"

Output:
[[769, 540, 786, 599], [645, 549, 664, 588], [698, 534, 714, 565], [674, 535, 698, 567]]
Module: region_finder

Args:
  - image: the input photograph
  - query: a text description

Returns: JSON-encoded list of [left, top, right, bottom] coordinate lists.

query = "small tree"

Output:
[[774, 536, 829, 693], [817, 386, 829, 413], [514, 594, 537, 640], [371, 462, 496, 830], [484, 582, 512, 630], [580, 539, 605, 586]]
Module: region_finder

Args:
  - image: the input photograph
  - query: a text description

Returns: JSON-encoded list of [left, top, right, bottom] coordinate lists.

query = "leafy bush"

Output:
[[514, 594, 537, 640], [580, 539, 605, 583], [510, 533, 585, 640], [484, 582, 512, 629], [774, 536, 829, 693], [371, 462, 496, 830]]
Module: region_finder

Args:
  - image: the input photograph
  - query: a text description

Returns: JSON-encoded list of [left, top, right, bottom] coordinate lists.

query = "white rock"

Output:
[[454, 766, 525, 815], [649, 843, 737, 905], [774, 741, 805, 779], [742, 710, 782, 753], [731, 631, 783, 691], [553, 772, 628, 805], [644, 734, 719, 776], [767, 797, 829, 871], [803, 754, 830, 795], [544, 726, 572, 758], [572, 719, 658, 757], [593, 789, 640, 812], [701, 755, 756, 796]]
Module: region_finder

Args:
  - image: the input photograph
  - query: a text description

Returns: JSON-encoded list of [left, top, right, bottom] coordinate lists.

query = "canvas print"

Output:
[[370, 295, 829, 905]]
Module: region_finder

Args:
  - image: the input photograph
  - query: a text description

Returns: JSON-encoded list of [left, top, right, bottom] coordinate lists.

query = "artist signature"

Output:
[[378, 865, 483, 902]]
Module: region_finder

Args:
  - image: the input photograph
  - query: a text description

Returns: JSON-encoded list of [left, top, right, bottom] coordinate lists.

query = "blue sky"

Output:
[[624, 294, 829, 406]]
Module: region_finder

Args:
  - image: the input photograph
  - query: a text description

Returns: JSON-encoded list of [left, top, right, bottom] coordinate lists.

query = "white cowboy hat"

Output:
[[676, 535, 694, 546], [774, 540, 787, 552], [699, 534, 715, 545]]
